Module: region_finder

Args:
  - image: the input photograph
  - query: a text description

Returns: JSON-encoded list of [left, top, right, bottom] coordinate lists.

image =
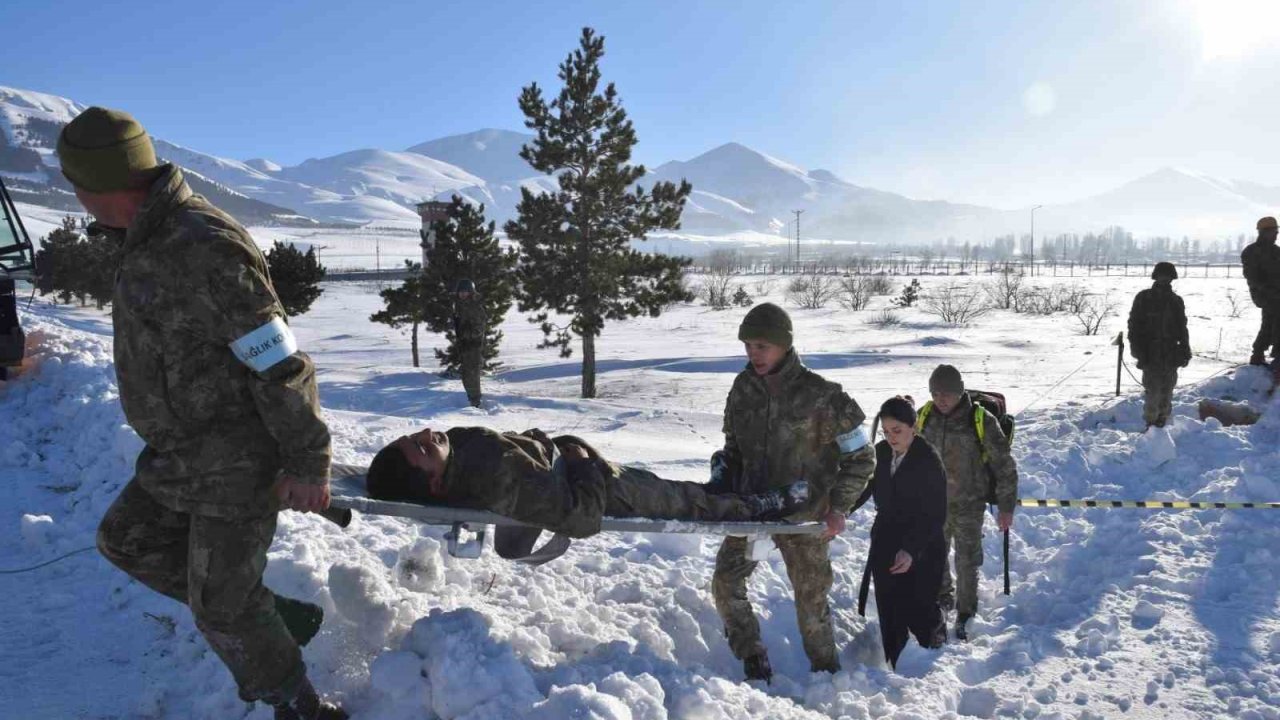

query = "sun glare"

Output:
[[1191, 0, 1280, 60]]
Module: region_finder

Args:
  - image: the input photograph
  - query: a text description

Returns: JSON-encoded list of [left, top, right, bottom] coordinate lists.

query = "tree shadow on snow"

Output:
[[497, 353, 890, 384]]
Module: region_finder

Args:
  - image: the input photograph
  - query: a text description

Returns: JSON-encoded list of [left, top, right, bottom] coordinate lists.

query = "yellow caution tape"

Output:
[[1019, 499, 1280, 510]]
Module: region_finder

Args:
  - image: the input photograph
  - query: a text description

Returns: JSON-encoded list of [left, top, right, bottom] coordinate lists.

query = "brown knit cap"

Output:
[[57, 107, 158, 192]]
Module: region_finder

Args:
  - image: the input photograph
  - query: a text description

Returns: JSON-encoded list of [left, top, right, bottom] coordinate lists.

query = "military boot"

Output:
[[955, 613, 972, 642], [743, 653, 773, 683], [746, 481, 810, 521], [1250, 352, 1267, 366], [274, 594, 324, 647], [273, 676, 348, 720]]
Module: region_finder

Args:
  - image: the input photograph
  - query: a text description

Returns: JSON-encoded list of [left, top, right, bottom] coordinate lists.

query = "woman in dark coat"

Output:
[[856, 396, 949, 668]]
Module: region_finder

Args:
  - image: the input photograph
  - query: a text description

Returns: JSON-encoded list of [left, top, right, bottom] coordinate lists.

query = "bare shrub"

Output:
[[867, 308, 903, 328], [752, 277, 776, 296], [1073, 293, 1118, 335], [985, 268, 1025, 310], [922, 282, 991, 325], [839, 276, 873, 311], [700, 250, 739, 310], [865, 274, 894, 295], [1226, 289, 1246, 319], [786, 275, 840, 309]]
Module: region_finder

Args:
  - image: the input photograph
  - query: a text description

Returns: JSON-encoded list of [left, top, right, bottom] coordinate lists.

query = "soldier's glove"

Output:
[[706, 450, 740, 495]]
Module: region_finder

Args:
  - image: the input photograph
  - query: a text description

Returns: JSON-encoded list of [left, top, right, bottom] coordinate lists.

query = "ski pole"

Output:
[[998, 527, 1008, 594]]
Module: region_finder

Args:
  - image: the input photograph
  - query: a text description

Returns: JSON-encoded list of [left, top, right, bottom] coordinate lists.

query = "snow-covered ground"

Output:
[[2, 272, 1279, 719]]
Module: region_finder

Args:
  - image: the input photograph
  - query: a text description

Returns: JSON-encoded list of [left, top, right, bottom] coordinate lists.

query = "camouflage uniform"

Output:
[[94, 165, 331, 705], [431, 427, 759, 538], [712, 350, 875, 671], [917, 393, 1018, 619], [1127, 281, 1190, 427], [453, 294, 486, 407]]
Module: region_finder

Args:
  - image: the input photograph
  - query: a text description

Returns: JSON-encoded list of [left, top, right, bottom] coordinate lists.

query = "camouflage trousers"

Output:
[[607, 465, 753, 520], [460, 345, 482, 407], [96, 478, 304, 704], [939, 504, 985, 618], [1142, 367, 1177, 427], [712, 534, 838, 671]]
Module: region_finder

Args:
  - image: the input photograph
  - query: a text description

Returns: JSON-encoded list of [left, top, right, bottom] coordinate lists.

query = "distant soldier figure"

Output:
[[915, 365, 1018, 641], [713, 303, 876, 681], [60, 108, 346, 719], [453, 278, 486, 407], [1243, 216, 1280, 371], [1128, 262, 1190, 428]]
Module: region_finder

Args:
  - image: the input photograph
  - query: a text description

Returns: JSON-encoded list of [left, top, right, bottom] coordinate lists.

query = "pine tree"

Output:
[[421, 195, 517, 374], [34, 216, 83, 305], [505, 27, 694, 398], [266, 241, 325, 316], [81, 232, 120, 309], [370, 261, 430, 367]]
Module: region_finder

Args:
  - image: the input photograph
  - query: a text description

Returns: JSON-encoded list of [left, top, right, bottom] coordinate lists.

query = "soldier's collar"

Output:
[[125, 165, 193, 248]]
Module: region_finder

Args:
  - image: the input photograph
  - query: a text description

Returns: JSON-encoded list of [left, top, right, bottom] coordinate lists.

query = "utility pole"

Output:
[[375, 236, 382, 289], [1030, 205, 1043, 276], [792, 209, 804, 265]]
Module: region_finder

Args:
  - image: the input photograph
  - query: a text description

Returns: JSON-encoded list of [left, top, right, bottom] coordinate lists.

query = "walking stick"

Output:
[[1002, 528, 1011, 595]]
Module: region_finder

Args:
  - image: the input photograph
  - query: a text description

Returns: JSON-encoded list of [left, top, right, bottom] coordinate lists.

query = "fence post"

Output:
[[1113, 332, 1124, 396]]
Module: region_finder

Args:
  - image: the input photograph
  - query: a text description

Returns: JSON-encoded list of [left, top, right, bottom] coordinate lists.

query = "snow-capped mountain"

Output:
[[4, 84, 1277, 239], [406, 129, 537, 183], [1028, 167, 1280, 239], [646, 142, 998, 241]]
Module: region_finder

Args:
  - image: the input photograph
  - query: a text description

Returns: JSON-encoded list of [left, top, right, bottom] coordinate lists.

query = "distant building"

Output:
[[416, 200, 451, 267]]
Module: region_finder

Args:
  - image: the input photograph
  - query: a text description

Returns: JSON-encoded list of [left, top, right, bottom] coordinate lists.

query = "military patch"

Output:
[[229, 317, 297, 372]]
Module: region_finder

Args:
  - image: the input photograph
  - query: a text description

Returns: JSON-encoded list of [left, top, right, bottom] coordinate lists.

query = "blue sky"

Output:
[[4, 0, 1277, 209]]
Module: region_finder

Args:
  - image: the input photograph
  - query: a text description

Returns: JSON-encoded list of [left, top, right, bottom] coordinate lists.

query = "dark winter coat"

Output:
[[720, 350, 875, 520], [857, 437, 948, 667], [864, 438, 947, 576], [1127, 281, 1190, 371], [1242, 239, 1280, 309], [453, 294, 487, 348]]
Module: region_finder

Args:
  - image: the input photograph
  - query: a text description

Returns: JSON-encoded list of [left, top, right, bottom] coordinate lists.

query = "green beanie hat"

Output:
[[57, 107, 158, 192], [737, 302, 793, 349], [929, 364, 964, 394]]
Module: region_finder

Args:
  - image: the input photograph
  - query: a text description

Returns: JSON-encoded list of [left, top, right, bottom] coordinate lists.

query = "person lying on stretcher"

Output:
[[365, 426, 811, 539]]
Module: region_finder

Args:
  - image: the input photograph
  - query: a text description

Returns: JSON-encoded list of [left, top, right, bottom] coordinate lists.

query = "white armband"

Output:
[[229, 317, 298, 372], [835, 425, 871, 454]]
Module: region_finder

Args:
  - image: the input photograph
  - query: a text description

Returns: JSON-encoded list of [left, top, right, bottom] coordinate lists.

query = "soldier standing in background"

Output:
[[915, 365, 1018, 642], [59, 107, 346, 720], [1243, 216, 1280, 373], [1128, 262, 1191, 428], [712, 303, 876, 681], [454, 278, 486, 408]]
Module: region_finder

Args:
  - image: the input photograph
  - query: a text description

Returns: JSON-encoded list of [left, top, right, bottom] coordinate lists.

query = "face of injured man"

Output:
[[395, 428, 451, 488]]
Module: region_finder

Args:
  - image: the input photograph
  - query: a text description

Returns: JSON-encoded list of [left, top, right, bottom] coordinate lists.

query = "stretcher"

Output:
[[322, 464, 824, 564]]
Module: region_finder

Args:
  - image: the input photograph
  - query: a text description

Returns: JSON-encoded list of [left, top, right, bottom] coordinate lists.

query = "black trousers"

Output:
[[1253, 307, 1279, 359]]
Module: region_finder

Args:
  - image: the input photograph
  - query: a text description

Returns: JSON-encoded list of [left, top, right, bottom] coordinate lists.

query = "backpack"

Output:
[[916, 389, 1015, 505]]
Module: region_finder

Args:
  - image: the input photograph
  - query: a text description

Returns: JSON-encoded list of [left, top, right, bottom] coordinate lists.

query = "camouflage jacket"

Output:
[[917, 393, 1018, 514], [1127, 282, 1190, 370], [111, 165, 331, 517], [440, 427, 610, 538], [1242, 239, 1280, 309], [453, 295, 487, 347], [721, 350, 875, 519]]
